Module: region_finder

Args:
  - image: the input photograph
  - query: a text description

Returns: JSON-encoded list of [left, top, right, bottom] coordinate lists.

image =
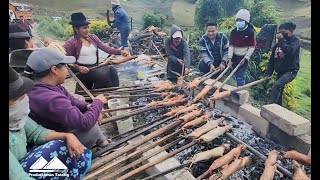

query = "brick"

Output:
[[267, 124, 311, 154], [237, 104, 270, 138], [261, 104, 311, 136], [215, 99, 239, 118], [143, 146, 195, 180], [116, 104, 134, 134]]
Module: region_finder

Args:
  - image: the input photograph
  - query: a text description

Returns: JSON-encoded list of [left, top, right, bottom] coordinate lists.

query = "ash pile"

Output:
[[81, 76, 311, 180]]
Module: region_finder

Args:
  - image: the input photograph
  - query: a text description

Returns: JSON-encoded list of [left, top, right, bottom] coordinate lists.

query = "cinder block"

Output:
[[213, 82, 249, 105], [267, 124, 311, 154], [143, 146, 195, 180], [238, 104, 270, 138], [116, 104, 134, 134], [147, 76, 160, 82], [215, 99, 239, 118], [261, 104, 311, 136]]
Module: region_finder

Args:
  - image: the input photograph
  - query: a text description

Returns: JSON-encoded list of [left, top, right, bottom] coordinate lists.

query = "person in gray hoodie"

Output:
[[164, 24, 190, 83]]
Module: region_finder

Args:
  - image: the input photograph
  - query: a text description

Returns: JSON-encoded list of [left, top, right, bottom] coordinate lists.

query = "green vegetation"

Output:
[[142, 11, 167, 29], [36, 16, 68, 40]]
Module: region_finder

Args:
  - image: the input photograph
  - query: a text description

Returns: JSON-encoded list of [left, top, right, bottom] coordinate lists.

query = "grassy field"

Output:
[[293, 48, 311, 120]]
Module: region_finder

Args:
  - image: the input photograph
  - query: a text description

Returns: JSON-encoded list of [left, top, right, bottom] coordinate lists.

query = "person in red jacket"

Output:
[[63, 12, 129, 92]]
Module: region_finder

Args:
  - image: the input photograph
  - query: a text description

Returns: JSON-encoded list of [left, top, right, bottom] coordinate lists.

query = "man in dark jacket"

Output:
[[164, 24, 190, 83], [265, 22, 301, 105], [110, 0, 131, 48], [199, 20, 229, 78]]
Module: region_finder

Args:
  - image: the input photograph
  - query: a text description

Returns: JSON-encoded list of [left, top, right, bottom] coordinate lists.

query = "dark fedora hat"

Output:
[[69, 12, 90, 27], [9, 66, 34, 100]]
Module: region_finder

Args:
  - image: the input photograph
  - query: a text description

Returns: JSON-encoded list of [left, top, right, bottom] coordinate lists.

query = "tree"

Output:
[[142, 11, 166, 29], [194, 0, 246, 29], [249, 1, 279, 27]]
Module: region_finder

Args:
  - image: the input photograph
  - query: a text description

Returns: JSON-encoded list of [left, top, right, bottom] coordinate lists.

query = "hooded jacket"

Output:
[[111, 5, 130, 32], [199, 32, 229, 66], [28, 81, 103, 132], [265, 35, 301, 76], [164, 25, 190, 79]]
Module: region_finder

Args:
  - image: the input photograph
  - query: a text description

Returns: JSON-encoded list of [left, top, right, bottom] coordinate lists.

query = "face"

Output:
[[9, 94, 26, 106], [78, 25, 90, 38], [236, 18, 247, 29], [51, 64, 68, 84], [278, 28, 292, 38], [172, 37, 181, 46], [25, 38, 34, 49], [206, 25, 218, 39]]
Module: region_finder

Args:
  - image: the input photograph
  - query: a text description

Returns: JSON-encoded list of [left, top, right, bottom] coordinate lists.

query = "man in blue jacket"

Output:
[[110, 0, 131, 49], [198, 20, 229, 78]]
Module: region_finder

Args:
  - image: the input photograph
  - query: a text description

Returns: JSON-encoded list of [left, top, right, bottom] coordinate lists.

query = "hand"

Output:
[[227, 59, 232, 67], [239, 58, 246, 66], [276, 32, 284, 40], [65, 133, 84, 159], [94, 94, 107, 104], [209, 64, 216, 72], [98, 113, 103, 125], [121, 50, 129, 57], [184, 68, 189, 75], [86, 104, 91, 110], [178, 59, 184, 65], [218, 63, 226, 71], [78, 66, 90, 74]]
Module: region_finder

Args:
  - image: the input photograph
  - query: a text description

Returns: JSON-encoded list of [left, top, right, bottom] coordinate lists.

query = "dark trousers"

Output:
[[231, 55, 249, 87], [271, 71, 297, 105], [74, 65, 119, 92], [198, 60, 221, 79], [120, 27, 130, 48]]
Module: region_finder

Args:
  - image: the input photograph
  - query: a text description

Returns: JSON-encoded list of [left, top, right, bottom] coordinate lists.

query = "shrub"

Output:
[[249, 0, 279, 27], [64, 20, 111, 40], [142, 11, 166, 29], [37, 16, 68, 40]]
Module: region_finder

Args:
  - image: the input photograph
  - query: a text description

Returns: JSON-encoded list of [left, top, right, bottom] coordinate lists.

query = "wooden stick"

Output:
[[152, 40, 166, 62], [141, 163, 190, 180], [116, 140, 197, 180], [88, 120, 182, 173], [93, 115, 177, 158], [102, 104, 145, 112], [105, 93, 160, 99], [88, 131, 182, 179], [219, 63, 242, 90]]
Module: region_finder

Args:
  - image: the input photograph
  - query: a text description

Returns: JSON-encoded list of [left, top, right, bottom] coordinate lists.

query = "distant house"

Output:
[[9, 2, 33, 20]]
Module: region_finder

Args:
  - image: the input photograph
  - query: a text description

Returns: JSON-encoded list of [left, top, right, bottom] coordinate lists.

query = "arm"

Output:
[[221, 34, 229, 65], [227, 30, 235, 59], [25, 117, 51, 145], [278, 37, 300, 57], [199, 37, 213, 66], [244, 31, 256, 60], [9, 150, 35, 180], [264, 48, 276, 77], [63, 38, 76, 57], [91, 34, 121, 55], [59, 85, 88, 111], [182, 40, 191, 68], [164, 38, 179, 63]]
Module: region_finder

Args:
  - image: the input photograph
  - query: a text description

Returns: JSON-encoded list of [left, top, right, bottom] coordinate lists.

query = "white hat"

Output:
[[172, 31, 182, 39], [235, 9, 250, 23], [111, 0, 120, 5]]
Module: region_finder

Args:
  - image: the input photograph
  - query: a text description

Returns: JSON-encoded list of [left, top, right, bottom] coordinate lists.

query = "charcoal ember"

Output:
[[190, 162, 211, 177]]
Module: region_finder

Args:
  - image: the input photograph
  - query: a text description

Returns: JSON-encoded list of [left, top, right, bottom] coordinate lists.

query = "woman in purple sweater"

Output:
[[26, 47, 109, 149]]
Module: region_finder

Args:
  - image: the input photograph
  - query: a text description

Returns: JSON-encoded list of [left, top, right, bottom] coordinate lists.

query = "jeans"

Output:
[[271, 71, 297, 105], [120, 27, 130, 48], [231, 55, 248, 87]]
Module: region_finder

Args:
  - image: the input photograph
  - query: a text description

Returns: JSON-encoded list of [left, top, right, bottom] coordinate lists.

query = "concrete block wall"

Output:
[[198, 81, 311, 155]]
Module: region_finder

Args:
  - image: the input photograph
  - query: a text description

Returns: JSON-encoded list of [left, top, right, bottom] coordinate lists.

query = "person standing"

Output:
[[110, 0, 131, 49], [198, 20, 229, 78], [164, 24, 190, 83], [18, 16, 33, 36], [265, 22, 301, 105], [227, 9, 256, 87]]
